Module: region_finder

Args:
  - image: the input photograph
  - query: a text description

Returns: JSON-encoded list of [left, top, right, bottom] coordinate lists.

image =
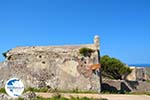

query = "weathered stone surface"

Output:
[[126, 67, 150, 81], [0, 92, 37, 100], [126, 67, 137, 81], [0, 38, 101, 92], [102, 79, 150, 93], [132, 81, 150, 92], [21, 91, 36, 100], [0, 93, 11, 100]]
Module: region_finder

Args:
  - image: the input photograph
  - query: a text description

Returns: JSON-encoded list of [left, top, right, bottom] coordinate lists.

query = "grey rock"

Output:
[[21, 92, 36, 100], [0, 93, 11, 100]]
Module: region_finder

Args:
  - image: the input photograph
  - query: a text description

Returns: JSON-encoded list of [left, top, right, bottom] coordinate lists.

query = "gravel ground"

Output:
[[36, 93, 150, 100]]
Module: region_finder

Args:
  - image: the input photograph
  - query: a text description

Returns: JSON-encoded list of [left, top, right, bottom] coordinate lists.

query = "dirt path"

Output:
[[36, 93, 150, 100]]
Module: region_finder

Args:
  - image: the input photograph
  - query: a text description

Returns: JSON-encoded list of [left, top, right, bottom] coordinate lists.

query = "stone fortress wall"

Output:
[[0, 36, 101, 92]]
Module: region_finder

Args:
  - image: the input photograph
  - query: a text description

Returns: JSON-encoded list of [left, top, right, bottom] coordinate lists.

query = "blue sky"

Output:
[[0, 0, 150, 64]]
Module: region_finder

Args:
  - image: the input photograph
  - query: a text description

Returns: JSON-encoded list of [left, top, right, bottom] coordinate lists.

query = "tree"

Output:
[[100, 55, 131, 79]]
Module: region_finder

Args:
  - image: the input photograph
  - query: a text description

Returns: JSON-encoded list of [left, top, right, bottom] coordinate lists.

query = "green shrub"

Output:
[[35, 96, 107, 100], [2, 52, 7, 58], [146, 80, 150, 83], [79, 48, 94, 57], [2, 49, 11, 58], [70, 96, 107, 100], [17, 98, 24, 100], [0, 88, 6, 93], [25, 87, 49, 93]]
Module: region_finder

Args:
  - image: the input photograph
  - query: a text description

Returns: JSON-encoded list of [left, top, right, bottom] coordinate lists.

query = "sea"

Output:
[[129, 64, 150, 67]]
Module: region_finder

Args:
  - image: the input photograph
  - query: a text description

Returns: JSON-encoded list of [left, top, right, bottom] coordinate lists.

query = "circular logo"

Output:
[[5, 78, 24, 98]]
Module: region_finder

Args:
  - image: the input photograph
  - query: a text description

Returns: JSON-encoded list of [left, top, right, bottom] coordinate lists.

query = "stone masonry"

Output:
[[0, 36, 101, 92]]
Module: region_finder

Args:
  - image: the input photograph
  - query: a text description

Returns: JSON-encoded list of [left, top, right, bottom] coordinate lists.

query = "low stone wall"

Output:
[[134, 81, 150, 92], [102, 79, 150, 93]]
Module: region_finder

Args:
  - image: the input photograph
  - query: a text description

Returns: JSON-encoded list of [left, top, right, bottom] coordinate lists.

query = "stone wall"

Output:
[[0, 36, 101, 92], [126, 67, 150, 81], [102, 79, 150, 93]]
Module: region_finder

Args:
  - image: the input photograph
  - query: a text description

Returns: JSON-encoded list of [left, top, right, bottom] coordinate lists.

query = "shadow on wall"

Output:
[[101, 83, 118, 93], [125, 81, 139, 90], [102, 81, 139, 93], [120, 82, 131, 93]]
